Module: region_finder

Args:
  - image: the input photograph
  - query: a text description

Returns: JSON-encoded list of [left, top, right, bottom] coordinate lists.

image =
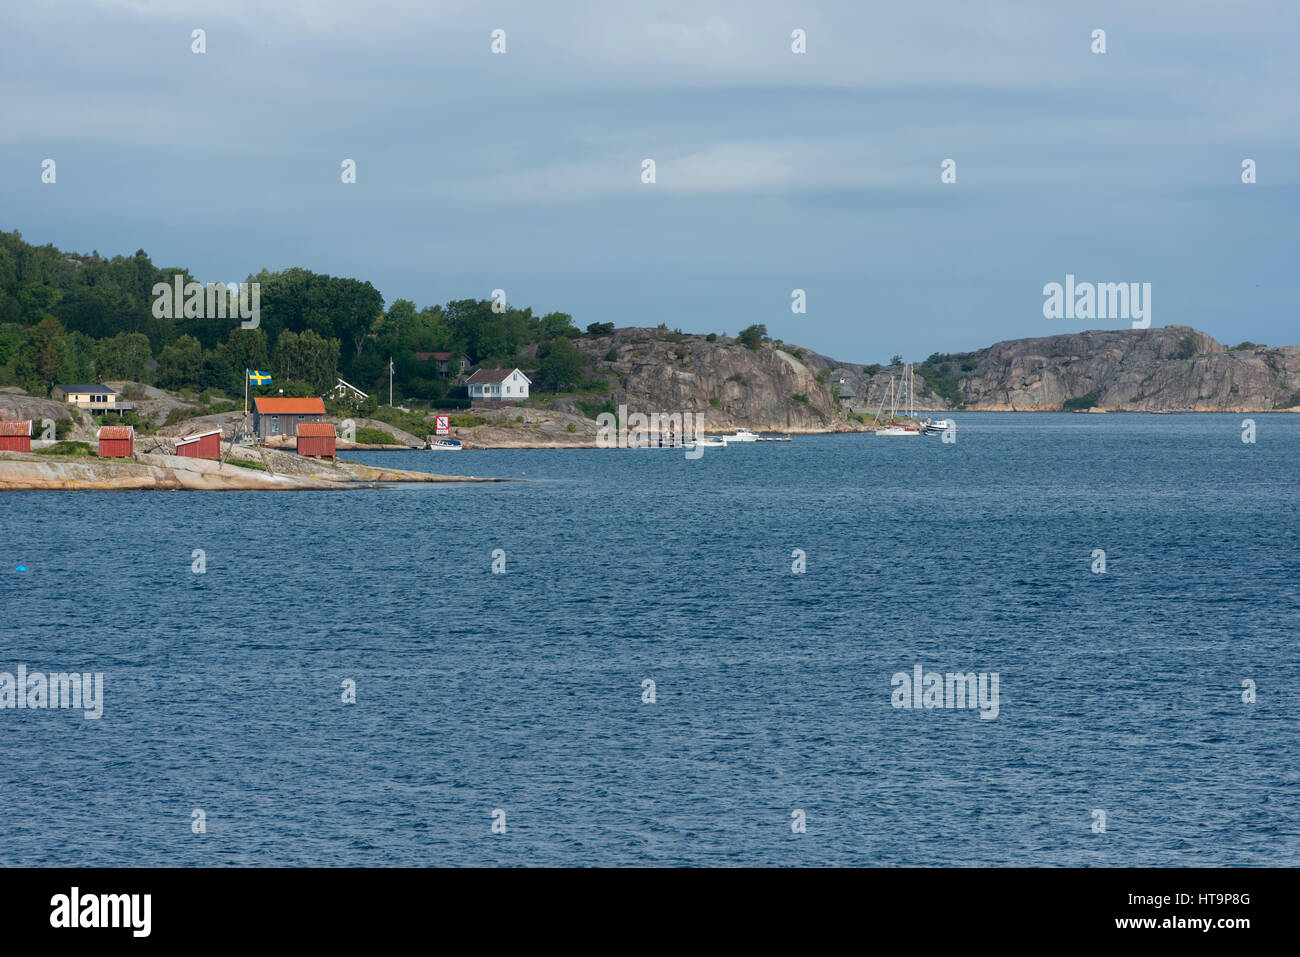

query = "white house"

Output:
[[325, 377, 368, 401], [466, 368, 530, 402]]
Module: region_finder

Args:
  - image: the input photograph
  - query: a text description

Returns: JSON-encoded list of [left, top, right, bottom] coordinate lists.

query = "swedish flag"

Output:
[[389, 359, 395, 374], [248, 369, 272, 385]]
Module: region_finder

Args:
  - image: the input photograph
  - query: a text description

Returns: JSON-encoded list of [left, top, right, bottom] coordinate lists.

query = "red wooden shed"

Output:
[[175, 428, 221, 460], [296, 421, 336, 458], [97, 425, 135, 458], [0, 420, 32, 453]]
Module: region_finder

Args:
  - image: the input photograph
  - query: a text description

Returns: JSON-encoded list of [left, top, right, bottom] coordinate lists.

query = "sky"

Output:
[[2, 0, 1297, 363]]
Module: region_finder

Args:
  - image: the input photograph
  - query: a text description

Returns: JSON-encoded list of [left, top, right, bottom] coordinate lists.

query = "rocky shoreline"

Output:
[[0, 447, 505, 491]]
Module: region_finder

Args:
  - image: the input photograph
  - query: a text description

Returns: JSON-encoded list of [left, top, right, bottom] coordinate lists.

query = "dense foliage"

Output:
[[0, 230, 585, 404], [1062, 392, 1100, 411], [915, 352, 973, 409]]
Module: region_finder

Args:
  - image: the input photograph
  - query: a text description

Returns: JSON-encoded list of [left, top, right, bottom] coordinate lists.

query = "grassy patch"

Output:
[[226, 457, 269, 472], [369, 406, 435, 436], [449, 413, 489, 429], [35, 441, 94, 457], [354, 427, 399, 445]]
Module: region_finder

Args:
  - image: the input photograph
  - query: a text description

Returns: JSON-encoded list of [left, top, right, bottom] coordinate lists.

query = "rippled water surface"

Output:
[[1, 413, 1297, 865]]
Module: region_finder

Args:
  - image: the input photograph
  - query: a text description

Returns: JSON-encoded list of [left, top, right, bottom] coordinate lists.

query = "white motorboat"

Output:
[[427, 438, 463, 450], [692, 436, 727, 448], [720, 428, 758, 443], [921, 418, 954, 435]]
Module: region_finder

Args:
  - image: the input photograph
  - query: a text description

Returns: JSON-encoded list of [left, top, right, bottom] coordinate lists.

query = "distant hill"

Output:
[[910, 326, 1300, 412], [557, 325, 1300, 430], [4, 230, 1295, 425]]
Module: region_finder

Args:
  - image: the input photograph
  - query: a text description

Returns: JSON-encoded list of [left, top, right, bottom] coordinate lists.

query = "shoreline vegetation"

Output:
[[1, 231, 1296, 476]]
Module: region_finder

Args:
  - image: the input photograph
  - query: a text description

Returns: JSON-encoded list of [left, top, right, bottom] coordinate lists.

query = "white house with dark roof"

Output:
[[466, 368, 530, 402]]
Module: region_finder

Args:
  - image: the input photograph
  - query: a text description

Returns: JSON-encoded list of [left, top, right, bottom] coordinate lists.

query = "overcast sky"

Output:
[[2, 0, 1297, 362]]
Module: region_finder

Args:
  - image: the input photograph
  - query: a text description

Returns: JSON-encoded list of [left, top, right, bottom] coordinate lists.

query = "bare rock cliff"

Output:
[[556, 325, 1299, 426]]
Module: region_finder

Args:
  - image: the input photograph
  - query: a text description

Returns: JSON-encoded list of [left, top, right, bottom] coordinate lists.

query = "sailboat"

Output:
[[873, 365, 922, 436]]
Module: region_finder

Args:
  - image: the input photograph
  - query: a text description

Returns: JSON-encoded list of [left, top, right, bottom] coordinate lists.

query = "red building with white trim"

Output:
[[175, 429, 221, 459]]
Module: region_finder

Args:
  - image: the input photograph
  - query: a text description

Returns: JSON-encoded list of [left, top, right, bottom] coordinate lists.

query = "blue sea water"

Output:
[[1, 413, 1297, 866]]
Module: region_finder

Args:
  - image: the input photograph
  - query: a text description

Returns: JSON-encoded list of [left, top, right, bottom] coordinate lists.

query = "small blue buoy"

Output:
[[15, 566, 27, 572]]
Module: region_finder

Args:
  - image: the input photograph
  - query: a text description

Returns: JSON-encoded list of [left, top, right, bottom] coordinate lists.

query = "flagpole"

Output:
[[389, 357, 393, 407]]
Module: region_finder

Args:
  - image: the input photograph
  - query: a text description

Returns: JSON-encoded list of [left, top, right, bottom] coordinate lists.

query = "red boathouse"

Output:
[[97, 425, 135, 458], [175, 429, 221, 460], [0, 420, 32, 453], [295, 421, 336, 458]]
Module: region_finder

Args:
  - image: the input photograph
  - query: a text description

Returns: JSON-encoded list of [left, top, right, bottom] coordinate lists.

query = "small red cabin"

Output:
[[175, 429, 221, 459], [296, 421, 336, 458], [0, 420, 32, 453], [97, 425, 135, 458]]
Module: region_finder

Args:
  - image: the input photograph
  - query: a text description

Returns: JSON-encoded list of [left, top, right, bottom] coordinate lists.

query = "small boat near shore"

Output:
[[920, 418, 954, 435], [873, 368, 923, 435], [425, 438, 463, 450], [720, 428, 758, 443]]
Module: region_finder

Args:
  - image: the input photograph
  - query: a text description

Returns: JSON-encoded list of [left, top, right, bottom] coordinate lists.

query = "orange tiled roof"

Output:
[[254, 397, 326, 415]]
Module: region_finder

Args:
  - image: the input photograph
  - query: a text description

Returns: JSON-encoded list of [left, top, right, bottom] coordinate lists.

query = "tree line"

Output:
[[0, 230, 597, 403]]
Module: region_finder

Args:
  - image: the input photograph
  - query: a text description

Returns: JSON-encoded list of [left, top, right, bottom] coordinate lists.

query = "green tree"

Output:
[[541, 312, 579, 339], [216, 327, 269, 393], [738, 324, 767, 350], [157, 334, 203, 389], [94, 331, 153, 382], [535, 336, 586, 392], [272, 329, 339, 392]]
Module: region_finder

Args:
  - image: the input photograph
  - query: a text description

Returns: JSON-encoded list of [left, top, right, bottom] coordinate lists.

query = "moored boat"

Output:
[[872, 367, 923, 435], [921, 418, 954, 435]]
